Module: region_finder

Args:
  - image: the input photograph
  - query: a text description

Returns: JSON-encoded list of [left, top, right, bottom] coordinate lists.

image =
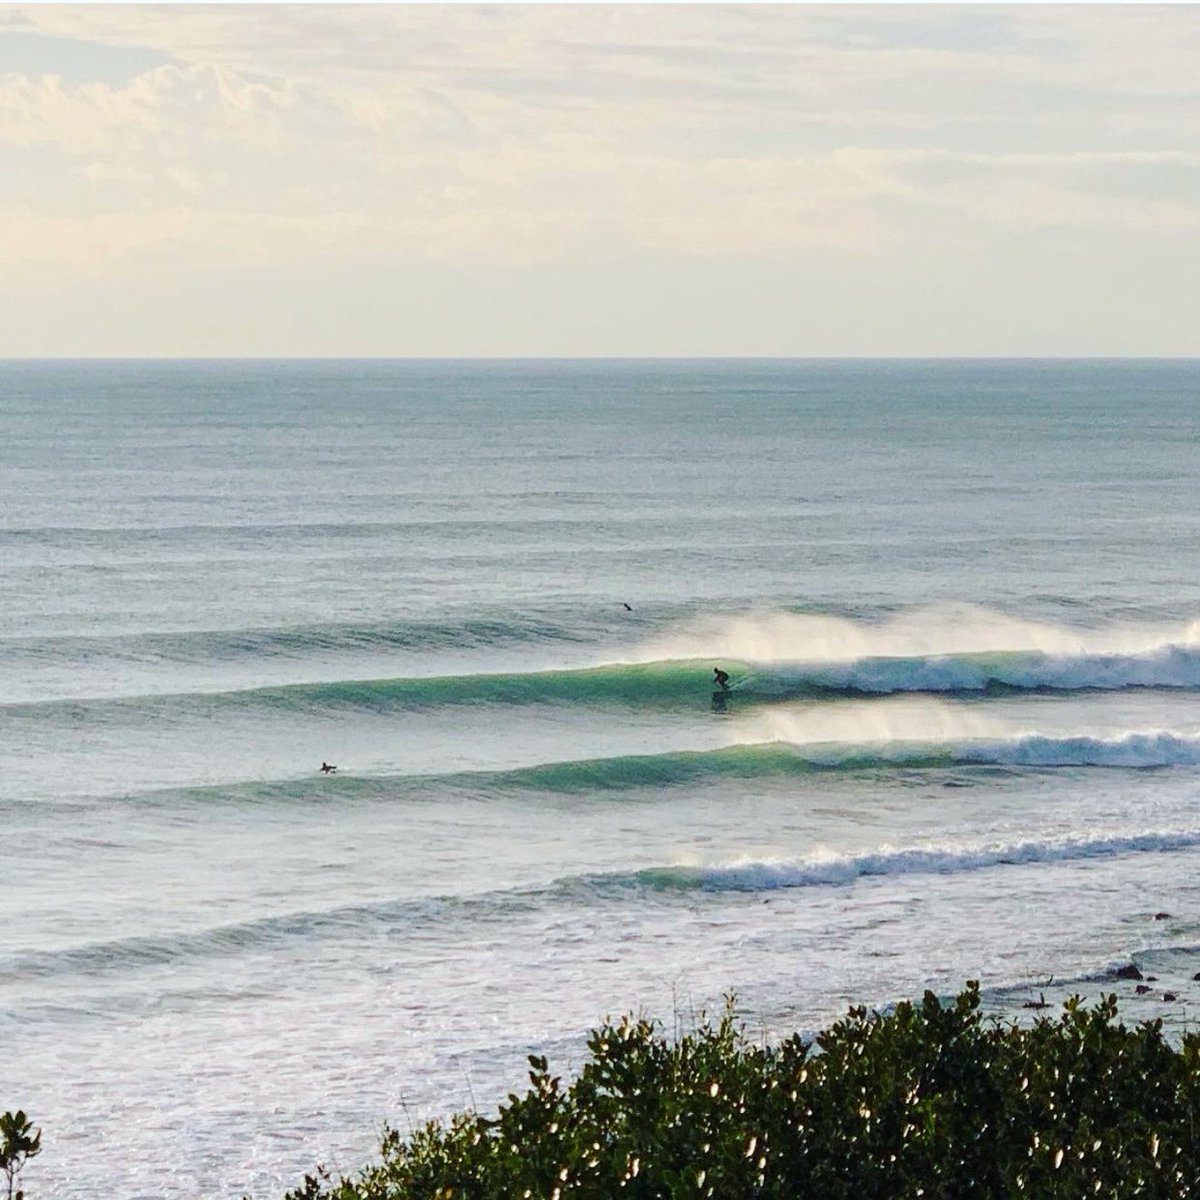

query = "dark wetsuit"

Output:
[[713, 669, 730, 690]]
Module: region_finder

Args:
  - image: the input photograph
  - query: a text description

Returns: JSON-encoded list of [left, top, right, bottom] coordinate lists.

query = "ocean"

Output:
[[4, 357, 1200, 1197]]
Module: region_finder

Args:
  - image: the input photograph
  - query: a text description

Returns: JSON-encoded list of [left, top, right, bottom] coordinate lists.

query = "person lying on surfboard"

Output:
[[713, 667, 730, 690], [320, 761, 337, 774]]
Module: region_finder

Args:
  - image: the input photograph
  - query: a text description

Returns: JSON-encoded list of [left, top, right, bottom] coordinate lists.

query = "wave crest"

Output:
[[634, 830, 1200, 892]]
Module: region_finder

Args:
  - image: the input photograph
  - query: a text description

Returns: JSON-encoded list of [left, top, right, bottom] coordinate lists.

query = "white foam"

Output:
[[666, 829, 1200, 892], [790, 646, 1200, 694], [964, 730, 1200, 769]]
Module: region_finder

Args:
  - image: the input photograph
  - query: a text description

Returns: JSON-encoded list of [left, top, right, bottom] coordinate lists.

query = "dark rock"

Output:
[[1112, 964, 1143, 980], [1147, 976, 1158, 982], [1192, 972, 1200, 982], [1164, 992, 1179, 1002], [1154, 912, 1172, 920], [1135, 985, 1152, 995]]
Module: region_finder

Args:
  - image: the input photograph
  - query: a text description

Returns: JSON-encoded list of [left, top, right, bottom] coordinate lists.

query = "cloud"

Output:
[[0, 61, 350, 158], [830, 147, 1200, 236], [0, 5, 1196, 353], [6, 140, 1193, 283]]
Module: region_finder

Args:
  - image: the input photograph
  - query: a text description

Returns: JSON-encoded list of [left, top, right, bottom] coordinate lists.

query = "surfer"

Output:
[[713, 667, 730, 691], [623, 602, 633, 612], [320, 761, 337, 774]]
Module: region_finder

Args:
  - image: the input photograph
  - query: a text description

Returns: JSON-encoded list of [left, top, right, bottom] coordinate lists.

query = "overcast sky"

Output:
[[0, 4, 1197, 357]]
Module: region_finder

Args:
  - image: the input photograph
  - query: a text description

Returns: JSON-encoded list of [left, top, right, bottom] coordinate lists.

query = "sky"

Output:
[[0, 4, 1197, 357]]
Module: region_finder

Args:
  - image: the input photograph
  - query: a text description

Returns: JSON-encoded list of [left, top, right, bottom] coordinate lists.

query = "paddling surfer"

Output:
[[320, 761, 337, 774]]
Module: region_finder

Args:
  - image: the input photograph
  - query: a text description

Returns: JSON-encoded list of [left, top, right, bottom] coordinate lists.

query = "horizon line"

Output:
[[2, 354, 1198, 364]]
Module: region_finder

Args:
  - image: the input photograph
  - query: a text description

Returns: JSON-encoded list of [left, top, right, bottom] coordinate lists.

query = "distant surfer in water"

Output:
[[623, 602, 633, 612], [713, 667, 730, 691], [320, 762, 337, 774]]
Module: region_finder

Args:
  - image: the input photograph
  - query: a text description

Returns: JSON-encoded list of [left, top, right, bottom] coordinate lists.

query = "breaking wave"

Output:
[[12, 645, 1200, 726], [630, 831, 1200, 892], [9, 603, 1200, 715], [90, 726, 1200, 814], [6, 828, 1197, 983], [460, 731, 1200, 786]]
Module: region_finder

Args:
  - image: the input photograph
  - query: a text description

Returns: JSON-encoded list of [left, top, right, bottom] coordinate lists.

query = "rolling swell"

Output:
[[0, 614, 592, 669], [0, 892, 536, 984], [107, 744, 811, 810], [7, 830, 1199, 985]]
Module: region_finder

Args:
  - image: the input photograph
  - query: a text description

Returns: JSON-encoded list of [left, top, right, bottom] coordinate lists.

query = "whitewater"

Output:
[[4, 358, 1200, 1198]]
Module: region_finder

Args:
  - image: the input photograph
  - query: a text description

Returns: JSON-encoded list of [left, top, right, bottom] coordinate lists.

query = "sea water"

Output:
[[3, 358, 1200, 1197]]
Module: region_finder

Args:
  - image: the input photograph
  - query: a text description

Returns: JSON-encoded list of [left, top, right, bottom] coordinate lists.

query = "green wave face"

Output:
[[218, 659, 748, 716], [483, 743, 809, 793], [126, 726, 1199, 813], [482, 743, 966, 794], [0, 659, 758, 732], [142, 741, 958, 811], [15, 639, 1200, 727]]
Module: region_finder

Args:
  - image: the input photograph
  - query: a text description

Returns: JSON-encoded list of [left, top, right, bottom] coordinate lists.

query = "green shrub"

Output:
[[0, 1110, 41, 1200], [282, 983, 1200, 1199]]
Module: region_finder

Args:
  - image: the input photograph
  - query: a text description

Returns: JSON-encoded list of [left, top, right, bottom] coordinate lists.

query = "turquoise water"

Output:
[[4, 359, 1200, 1196]]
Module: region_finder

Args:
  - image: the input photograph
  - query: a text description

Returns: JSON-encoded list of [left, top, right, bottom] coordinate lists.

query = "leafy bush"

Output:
[[283, 983, 1200, 1199], [0, 1110, 41, 1200]]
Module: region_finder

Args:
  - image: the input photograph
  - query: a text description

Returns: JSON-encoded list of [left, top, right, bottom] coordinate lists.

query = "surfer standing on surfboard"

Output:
[[713, 667, 730, 690]]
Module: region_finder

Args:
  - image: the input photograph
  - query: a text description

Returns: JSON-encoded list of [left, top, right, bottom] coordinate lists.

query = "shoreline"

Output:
[[981, 944, 1200, 1041]]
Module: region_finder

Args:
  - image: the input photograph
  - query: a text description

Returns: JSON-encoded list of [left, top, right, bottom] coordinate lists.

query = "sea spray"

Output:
[[637, 603, 1198, 666], [738, 695, 1007, 749]]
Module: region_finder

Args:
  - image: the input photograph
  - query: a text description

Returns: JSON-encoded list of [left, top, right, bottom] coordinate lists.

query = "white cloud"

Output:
[[0, 5, 1196, 353], [827, 147, 1200, 235], [0, 61, 351, 157]]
